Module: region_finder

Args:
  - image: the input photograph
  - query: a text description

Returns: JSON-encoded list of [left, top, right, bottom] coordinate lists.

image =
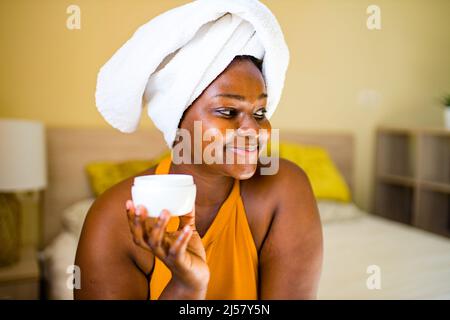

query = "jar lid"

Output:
[[133, 174, 194, 187]]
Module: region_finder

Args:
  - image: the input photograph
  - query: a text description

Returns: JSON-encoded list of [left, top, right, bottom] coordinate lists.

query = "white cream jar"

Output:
[[131, 174, 196, 217]]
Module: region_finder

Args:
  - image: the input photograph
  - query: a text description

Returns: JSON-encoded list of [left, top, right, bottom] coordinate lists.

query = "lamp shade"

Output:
[[0, 119, 47, 191]]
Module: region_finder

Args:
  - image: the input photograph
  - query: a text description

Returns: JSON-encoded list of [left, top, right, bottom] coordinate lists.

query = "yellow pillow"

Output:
[[86, 151, 170, 196], [271, 141, 351, 202]]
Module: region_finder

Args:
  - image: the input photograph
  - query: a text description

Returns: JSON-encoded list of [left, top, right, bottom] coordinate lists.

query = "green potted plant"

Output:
[[443, 94, 450, 129]]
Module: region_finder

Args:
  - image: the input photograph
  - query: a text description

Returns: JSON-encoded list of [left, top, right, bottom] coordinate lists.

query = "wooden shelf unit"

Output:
[[374, 127, 450, 237]]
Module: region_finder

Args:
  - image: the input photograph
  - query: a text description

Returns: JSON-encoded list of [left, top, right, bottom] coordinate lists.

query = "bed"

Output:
[[40, 127, 450, 300]]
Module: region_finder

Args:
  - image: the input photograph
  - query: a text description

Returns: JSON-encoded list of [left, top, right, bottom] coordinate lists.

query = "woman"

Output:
[[75, 55, 322, 299], [75, 0, 322, 300]]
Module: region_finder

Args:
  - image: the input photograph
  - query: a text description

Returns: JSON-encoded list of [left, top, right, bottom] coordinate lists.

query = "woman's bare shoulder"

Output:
[[91, 165, 158, 217], [244, 158, 310, 199], [239, 158, 310, 251], [76, 166, 158, 276]]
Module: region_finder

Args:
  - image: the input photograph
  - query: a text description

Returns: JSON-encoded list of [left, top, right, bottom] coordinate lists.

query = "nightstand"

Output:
[[0, 246, 40, 299]]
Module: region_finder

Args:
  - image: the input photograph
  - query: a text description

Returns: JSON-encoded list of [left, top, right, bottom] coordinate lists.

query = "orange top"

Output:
[[149, 155, 258, 299]]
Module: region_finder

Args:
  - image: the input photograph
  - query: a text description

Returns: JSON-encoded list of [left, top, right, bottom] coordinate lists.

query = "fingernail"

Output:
[[135, 206, 141, 216], [126, 200, 132, 211]]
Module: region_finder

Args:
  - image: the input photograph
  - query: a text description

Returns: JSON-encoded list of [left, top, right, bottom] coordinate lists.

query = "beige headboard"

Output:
[[42, 127, 354, 246]]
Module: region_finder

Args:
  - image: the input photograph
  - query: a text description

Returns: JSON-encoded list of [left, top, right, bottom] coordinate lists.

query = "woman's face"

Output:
[[177, 57, 271, 180]]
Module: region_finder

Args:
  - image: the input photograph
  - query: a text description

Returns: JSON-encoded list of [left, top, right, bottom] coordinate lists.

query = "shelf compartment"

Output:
[[414, 189, 450, 237], [374, 182, 414, 224], [418, 134, 450, 185], [376, 130, 416, 179]]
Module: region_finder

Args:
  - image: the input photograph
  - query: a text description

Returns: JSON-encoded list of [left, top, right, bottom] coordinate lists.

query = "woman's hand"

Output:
[[125, 200, 209, 298]]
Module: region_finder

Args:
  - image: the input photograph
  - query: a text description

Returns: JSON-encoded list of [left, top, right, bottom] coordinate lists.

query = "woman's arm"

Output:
[[74, 184, 209, 300], [259, 160, 323, 299], [74, 192, 150, 299]]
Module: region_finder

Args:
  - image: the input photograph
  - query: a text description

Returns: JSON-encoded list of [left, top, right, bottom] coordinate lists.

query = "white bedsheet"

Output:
[[318, 214, 450, 299]]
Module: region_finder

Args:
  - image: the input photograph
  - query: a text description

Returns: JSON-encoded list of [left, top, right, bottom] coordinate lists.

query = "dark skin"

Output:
[[74, 57, 323, 299]]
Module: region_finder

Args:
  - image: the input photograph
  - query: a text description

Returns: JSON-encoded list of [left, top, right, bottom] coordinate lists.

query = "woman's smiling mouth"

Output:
[[225, 144, 259, 157]]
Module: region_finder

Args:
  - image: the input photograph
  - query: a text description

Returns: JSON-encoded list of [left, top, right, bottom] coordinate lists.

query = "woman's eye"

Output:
[[254, 108, 267, 119], [215, 107, 266, 119], [216, 108, 236, 117]]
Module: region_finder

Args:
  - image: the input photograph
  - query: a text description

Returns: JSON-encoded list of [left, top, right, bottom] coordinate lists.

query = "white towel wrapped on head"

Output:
[[95, 0, 290, 148]]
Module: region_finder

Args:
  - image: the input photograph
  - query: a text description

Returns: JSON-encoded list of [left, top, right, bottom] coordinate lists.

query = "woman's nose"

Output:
[[237, 114, 260, 139]]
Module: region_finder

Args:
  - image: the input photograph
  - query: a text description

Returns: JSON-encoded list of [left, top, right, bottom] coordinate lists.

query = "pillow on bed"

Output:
[[86, 151, 170, 196], [273, 142, 351, 202], [316, 200, 365, 223], [61, 198, 95, 238], [44, 198, 95, 299]]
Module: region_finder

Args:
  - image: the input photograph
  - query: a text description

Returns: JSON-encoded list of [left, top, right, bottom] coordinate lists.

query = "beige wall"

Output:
[[1, 0, 449, 215]]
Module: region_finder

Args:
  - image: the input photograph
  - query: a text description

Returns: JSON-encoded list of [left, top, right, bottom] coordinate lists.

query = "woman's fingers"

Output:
[[131, 206, 151, 249], [146, 209, 170, 250], [178, 205, 196, 231], [126, 201, 134, 229], [168, 226, 192, 261], [126, 200, 139, 239], [135, 206, 174, 260], [126, 202, 198, 270], [126, 202, 152, 251]]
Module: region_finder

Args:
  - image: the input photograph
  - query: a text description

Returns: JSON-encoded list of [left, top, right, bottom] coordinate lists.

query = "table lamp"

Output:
[[0, 119, 47, 266]]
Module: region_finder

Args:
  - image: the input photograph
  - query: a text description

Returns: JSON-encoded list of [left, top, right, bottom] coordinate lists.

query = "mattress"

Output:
[[318, 213, 450, 299]]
